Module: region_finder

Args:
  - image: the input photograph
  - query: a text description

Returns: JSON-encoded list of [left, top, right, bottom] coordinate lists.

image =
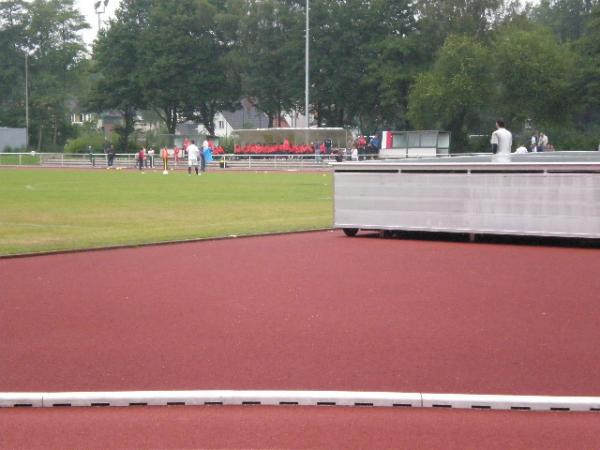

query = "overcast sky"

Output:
[[76, 0, 121, 46]]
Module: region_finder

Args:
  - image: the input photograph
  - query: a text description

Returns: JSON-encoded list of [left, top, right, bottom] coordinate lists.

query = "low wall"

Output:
[[0, 128, 26, 152]]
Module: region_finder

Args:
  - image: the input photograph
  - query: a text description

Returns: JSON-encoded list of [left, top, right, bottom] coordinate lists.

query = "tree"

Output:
[[531, 0, 599, 43], [413, 0, 505, 61], [0, 1, 27, 129], [574, 3, 600, 127], [138, 0, 239, 136], [407, 35, 493, 150], [26, 0, 89, 150], [181, 0, 241, 135], [491, 24, 576, 128], [236, 0, 302, 127], [357, 0, 418, 131], [90, 0, 153, 151], [0, 0, 87, 149]]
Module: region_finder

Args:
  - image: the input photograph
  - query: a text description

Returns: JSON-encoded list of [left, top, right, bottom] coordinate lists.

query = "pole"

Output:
[[25, 52, 29, 149], [305, 0, 310, 144]]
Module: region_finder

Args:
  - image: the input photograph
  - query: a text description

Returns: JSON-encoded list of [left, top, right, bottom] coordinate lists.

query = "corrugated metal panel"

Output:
[[333, 156, 600, 238]]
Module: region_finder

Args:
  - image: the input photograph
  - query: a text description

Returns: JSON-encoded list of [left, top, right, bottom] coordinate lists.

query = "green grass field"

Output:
[[0, 168, 333, 255], [0, 154, 41, 166]]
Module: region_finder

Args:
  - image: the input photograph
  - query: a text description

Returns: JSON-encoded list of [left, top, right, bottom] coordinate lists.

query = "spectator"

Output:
[[351, 147, 358, 161], [514, 143, 529, 154], [187, 140, 201, 176], [357, 135, 367, 151], [202, 143, 212, 172], [137, 148, 145, 172], [174, 146, 180, 166], [148, 148, 155, 168], [107, 144, 116, 169], [88, 145, 95, 167], [538, 132, 548, 152], [490, 118, 512, 162], [369, 134, 381, 153], [161, 147, 169, 174]]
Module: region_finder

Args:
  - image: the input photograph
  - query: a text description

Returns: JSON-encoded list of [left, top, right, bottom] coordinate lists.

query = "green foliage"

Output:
[[2, 0, 600, 151], [64, 131, 106, 153], [531, 0, 599, 42], [546, 124, 600, 150], [218, 136, 236, 153], [407, 35, 493, 150], [491, 24, 577, 127], [0, 0, 88, 149]]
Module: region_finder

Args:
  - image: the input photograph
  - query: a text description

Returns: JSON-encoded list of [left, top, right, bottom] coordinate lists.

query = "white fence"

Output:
[[0, 152, 372, 170]]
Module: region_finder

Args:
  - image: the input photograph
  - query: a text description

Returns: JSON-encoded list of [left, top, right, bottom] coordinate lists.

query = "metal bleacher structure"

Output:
[[333, 151, 600, 240]]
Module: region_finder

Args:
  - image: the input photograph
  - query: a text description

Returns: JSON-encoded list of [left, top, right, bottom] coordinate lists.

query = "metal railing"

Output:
[[4, 150, 595, 170], [0, 152, 369, 170]]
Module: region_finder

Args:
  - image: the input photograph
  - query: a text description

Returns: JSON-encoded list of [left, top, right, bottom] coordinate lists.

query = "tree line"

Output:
[[1, 0, 599, 152]]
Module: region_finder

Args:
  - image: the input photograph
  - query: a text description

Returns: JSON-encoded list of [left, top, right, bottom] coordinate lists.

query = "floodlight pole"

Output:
[[25, 52, 29, 149], [305, 0, 310, 142], [95, 0, 109, 31]]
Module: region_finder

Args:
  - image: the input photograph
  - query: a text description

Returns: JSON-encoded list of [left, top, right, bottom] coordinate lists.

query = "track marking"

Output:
[[1, 391, 599, 412]]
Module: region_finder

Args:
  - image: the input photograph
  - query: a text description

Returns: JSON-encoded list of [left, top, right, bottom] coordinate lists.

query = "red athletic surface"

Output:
[[1, 407, 599, 449], [1, 231, 599, 395]]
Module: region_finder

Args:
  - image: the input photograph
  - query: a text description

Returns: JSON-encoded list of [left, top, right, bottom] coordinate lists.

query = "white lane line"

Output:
[[1, 391, 600, 412]]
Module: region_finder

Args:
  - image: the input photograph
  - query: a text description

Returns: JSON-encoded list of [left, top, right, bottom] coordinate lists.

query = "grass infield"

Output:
[[0, 168, 333, 255]]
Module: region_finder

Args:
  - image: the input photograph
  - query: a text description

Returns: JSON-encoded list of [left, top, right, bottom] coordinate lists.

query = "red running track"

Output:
[[1, 407, 599, 449], [1, 231, 599, 395]]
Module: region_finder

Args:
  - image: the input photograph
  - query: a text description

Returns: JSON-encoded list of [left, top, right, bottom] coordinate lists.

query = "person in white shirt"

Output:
[[538, 132, 548, 152], [187, 140, 201, 176], [351, 147, 358, 161], [530, 133, 538, 152], [491, 119, 512, 162]]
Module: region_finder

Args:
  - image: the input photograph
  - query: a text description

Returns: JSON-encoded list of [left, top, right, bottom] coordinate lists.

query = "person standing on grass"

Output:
[[187, 140, 201, 176], [137, 148, 145, 171], [200, 140, 209, 173], [203, 143, 213, 172], [107, 144, 116, 169], [161, 147, 169, 173], [490, 119, 513, 162]]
